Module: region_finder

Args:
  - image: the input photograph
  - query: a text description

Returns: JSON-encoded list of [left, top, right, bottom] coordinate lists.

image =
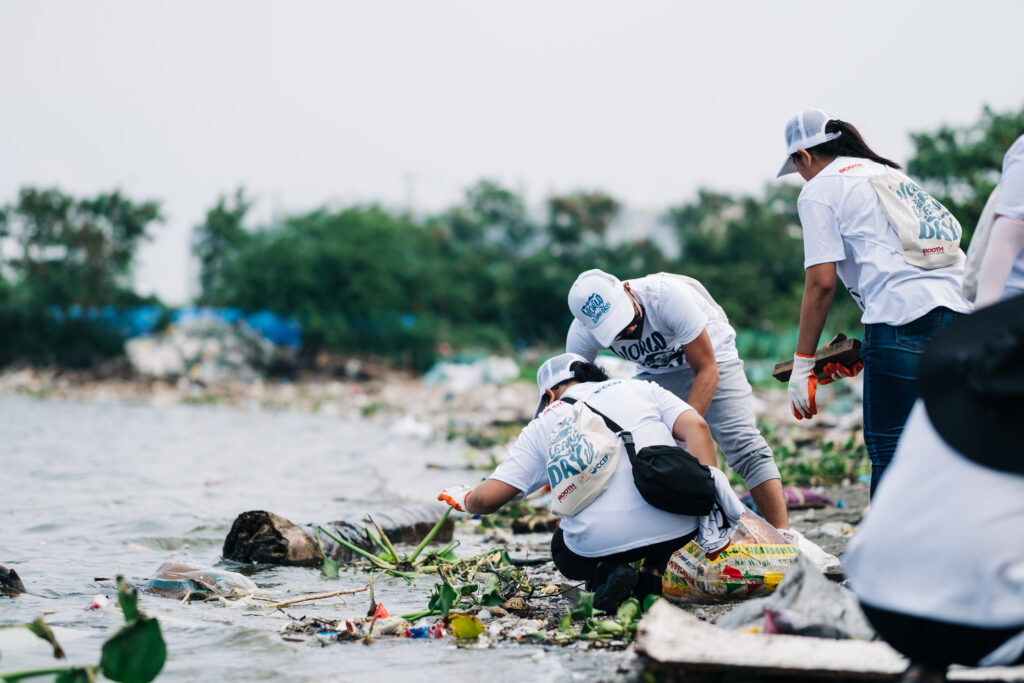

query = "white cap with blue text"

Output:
[[777, 108, 842, 177], [567, 269, 634, 347], [534, 352, 590, 418]]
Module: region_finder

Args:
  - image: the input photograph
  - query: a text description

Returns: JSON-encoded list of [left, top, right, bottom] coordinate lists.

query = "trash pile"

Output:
[[717, 554, 875, 640], [126, 308, 299, 383], [422, 354, 519, 392]]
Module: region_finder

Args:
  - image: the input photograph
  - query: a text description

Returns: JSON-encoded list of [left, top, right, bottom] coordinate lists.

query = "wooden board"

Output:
[[637, 600, 1024, 682], [773, 335, 862, 382]]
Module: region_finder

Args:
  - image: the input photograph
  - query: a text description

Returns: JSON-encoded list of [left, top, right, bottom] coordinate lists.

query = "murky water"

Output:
[[0, 396, 633, 682]]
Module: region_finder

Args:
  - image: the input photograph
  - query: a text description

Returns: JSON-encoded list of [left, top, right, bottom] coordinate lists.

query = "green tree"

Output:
[[545, 191, 621, 257], [193, 187, 251, 305], [907, 104, 1024, 244], [0, 187, 161, 308]]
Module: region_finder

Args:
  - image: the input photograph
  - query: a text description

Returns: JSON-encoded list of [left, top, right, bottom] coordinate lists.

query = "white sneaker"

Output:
[[780, 528, 842, 574]]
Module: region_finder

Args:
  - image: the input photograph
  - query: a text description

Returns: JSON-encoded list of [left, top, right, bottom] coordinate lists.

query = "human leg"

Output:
[[861, 603, 1024, 670], [699, 362, 788, 529], [862, 308, 960, 497], [550, 529, 695, 606]]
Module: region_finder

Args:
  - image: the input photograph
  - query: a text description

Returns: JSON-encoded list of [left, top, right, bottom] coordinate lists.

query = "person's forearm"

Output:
[[796, 266, 836, 356], [686, 421, 717, 468], [686, 366, 718, 416], [465, 493, 500, 515], [976, 216, 1024, 307]]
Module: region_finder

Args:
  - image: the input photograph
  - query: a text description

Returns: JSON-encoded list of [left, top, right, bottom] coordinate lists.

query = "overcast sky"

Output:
[[2, 1, 1022, 304]]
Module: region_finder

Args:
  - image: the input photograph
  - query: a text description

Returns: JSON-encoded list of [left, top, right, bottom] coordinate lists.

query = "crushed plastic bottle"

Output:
[[405, 622, 444, 638]]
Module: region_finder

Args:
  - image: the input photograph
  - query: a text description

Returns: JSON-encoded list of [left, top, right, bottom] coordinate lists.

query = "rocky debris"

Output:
[[126, 312, 298, 384], [223, 505, 454, 566], [0, 565, 26, 596]]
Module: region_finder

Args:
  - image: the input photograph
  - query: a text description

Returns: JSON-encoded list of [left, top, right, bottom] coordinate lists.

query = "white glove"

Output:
[[437, 484, 473, 512], [788, 353, 818, 420]]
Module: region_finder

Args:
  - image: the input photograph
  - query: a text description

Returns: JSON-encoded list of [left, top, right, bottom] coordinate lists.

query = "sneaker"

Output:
[[593, 564, 639, 613], [633, 572, 662, 601]]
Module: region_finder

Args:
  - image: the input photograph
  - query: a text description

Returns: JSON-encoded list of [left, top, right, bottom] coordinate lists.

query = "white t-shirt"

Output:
[[489, 378, 700, 557], [844, 402, 1024, 628], [566, 274, 739, 374], [995, 135, 1024, 298], [798, 156, 971, 325]]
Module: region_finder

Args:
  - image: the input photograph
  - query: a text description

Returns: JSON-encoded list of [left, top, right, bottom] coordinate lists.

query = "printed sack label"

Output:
[[869, 171, 964, 269], [547, 401, 620, 517]]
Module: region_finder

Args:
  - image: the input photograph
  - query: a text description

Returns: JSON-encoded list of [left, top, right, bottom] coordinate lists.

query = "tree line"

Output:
[[2, 105, 1021, 369]]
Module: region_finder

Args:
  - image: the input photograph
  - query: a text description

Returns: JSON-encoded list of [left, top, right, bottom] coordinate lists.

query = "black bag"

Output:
[[561, 397, 716, 516]]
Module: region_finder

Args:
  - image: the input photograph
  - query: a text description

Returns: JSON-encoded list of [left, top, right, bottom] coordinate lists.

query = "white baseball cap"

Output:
[[567, 269, 635, 347], [534, 352, 589, 418], [777, 108, 842, 177]]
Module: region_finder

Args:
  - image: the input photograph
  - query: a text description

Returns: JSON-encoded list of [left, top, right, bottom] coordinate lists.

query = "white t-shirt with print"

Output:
[[566, 274, 739, 374], [845, 402, 1024, 628], [489, 378, 700, 557], [798, 156, 971, 326], [995, 134, 1024, 298]]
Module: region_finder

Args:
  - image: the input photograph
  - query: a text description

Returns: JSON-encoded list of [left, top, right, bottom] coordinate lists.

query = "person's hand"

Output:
[[788, 353, 818, 420], [437, 484, 473, 512], [819, 359, 864, 385]]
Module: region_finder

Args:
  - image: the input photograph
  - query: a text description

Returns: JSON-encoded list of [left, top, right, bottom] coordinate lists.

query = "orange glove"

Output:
[[819, 359, 864, 385], [437, 484, 473, 512]]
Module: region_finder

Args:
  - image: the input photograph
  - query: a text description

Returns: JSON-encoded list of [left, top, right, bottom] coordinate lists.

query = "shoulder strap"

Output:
[[559, 396, 637, 462]]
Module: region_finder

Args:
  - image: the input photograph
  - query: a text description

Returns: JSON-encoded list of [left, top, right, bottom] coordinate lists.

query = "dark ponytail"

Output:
[[793, 119, 902, 170], [550, 360, 610, 394]]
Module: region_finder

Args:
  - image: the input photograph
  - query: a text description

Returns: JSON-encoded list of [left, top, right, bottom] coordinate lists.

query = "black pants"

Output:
[[550, 528, 696, 588], [861, 603, 1024, 668]]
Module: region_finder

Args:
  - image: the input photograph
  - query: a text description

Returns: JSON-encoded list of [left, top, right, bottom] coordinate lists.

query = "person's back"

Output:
[[566, 273, 738, 374], [799, 156, 970, 325], [495, 376, 701, 556]]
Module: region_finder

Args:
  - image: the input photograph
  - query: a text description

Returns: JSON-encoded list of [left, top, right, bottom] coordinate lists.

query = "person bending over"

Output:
[[438, 353, 720, 611], [564, 269, 791, 533]]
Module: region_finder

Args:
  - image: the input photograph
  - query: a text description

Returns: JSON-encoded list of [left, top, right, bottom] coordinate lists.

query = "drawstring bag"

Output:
[[560, 398, 716, 517], [868, 171, 965, 269], [546, 396, 621, 517]]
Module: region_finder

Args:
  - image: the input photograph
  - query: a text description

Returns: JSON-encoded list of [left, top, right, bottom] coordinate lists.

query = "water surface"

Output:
[[0, 396, 630, 681]]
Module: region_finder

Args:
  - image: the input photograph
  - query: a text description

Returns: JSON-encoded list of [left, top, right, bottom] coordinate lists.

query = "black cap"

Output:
[[919, 294, 1024, 474]]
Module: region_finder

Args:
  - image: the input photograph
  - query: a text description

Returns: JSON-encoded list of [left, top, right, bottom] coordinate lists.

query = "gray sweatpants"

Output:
[[636, 359, 780, 490]]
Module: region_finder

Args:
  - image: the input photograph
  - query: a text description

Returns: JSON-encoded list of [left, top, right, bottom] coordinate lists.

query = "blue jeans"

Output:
[[862, 307, 960, 497]]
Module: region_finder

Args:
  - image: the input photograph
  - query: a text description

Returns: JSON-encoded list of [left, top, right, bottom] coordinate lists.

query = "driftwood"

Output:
[[222, 504, 454, 566], [773, 334, 863, 383], [0, 565, 26, 596]]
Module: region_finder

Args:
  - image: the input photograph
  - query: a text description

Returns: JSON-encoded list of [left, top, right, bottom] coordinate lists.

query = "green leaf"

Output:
[[25, 617, 65, 659], [458, 584, 478, 597], [116, 576, 139, 623], [99, 616, 166, 683], [56, 667, 97, 683], [558, 609, 572, 633], [642, 593, 660, 613], [616, 598, 640, 626], [321, 556, 339, 579], [595, 619, 625, 635], [479, 574, 503, 607], [426, 582, 458, 618], [569, 591, 595, 621]]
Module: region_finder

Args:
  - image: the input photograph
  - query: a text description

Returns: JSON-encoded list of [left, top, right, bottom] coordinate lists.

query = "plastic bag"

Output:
[[716, 554, 876, 640], [663, 513, 798, 601], [147, 556, 257, 598]]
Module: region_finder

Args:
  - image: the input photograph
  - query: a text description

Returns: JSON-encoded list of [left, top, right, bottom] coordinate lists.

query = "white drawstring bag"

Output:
[[962, 185, 1001, 302], [869, 171, 965, 268], [547, 399, 621, 517]]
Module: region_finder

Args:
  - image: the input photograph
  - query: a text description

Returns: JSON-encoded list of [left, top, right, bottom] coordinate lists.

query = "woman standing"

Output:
[[777, 109, 971, 497]]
